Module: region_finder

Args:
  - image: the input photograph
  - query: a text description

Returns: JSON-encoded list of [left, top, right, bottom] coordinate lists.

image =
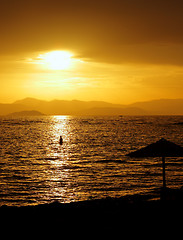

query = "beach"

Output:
[[1, 188, 183, 232]]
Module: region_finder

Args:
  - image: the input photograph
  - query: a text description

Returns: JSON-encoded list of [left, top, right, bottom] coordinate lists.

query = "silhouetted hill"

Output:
[[12, 98, 125, 115], [129, 99, 183, 115], [0, 98, 183, 116], [0, 103, 32, 115], [6, 110, 45, 117], [14, 98, 47, 106]]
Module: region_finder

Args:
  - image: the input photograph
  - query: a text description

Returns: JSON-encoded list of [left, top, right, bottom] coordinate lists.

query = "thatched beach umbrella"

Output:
[[127, 138, 183, 188]]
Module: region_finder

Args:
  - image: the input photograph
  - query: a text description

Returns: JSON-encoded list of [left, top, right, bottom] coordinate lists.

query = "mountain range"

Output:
[[0, 98, 183, 116]]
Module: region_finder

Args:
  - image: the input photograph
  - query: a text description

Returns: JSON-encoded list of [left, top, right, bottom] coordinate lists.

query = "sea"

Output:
[[0, 115, 183, 207]]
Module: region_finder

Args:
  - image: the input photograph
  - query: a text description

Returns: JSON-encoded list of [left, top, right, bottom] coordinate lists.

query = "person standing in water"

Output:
[[59, 136, 63, 145]]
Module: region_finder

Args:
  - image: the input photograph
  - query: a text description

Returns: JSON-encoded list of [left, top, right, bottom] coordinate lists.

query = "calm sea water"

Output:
[[0, 115, 183, 206]]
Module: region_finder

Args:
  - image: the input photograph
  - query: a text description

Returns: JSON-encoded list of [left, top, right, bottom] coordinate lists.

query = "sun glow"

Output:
[[38, 51, 73, 70]]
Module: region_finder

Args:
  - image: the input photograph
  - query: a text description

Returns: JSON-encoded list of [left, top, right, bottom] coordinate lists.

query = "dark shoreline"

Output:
[[1, 188, 183, 228]]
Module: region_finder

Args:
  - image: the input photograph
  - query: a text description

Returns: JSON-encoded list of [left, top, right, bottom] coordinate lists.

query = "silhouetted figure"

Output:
[[59, 136, 63, 145]]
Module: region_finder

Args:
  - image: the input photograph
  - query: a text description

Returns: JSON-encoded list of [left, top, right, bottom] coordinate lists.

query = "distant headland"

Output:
[[6, 110, 45, 117]]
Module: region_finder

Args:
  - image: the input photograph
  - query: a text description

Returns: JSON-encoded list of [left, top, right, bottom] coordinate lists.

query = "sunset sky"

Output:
[[0, 0, 183, 104]]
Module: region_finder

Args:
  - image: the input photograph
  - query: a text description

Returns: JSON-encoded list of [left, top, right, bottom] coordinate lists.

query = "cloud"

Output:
[[1, 0, 183, 65]]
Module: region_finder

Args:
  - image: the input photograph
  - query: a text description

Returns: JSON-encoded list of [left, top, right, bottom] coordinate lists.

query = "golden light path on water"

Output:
[[44, 116, 74, 202]]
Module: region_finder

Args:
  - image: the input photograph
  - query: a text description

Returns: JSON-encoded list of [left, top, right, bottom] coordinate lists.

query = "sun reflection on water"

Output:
[[46, 115, 71, 158], [43, 116, 75, 202]]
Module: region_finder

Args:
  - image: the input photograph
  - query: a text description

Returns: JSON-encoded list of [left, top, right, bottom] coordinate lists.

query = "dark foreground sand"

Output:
[[1, 188, 183, 234]]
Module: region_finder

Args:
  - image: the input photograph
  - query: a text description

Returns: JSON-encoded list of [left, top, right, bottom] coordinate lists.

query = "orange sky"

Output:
[[0, 0, 183, 104]]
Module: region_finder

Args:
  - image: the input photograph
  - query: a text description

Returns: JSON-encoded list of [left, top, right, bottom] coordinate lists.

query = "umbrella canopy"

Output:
[[127, 138, 183, 158], [127, 138, 183, 188]]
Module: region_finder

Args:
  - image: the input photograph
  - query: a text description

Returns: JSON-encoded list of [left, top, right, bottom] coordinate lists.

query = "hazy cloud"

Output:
[[1, 0, 183, 65]]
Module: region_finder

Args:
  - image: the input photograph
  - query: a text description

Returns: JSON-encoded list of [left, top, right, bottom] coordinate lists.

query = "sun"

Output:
[[38, 51, 73, 70]]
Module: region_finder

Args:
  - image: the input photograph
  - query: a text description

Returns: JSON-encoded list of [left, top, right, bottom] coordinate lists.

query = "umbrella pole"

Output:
[[162, 156, 166, 188]]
